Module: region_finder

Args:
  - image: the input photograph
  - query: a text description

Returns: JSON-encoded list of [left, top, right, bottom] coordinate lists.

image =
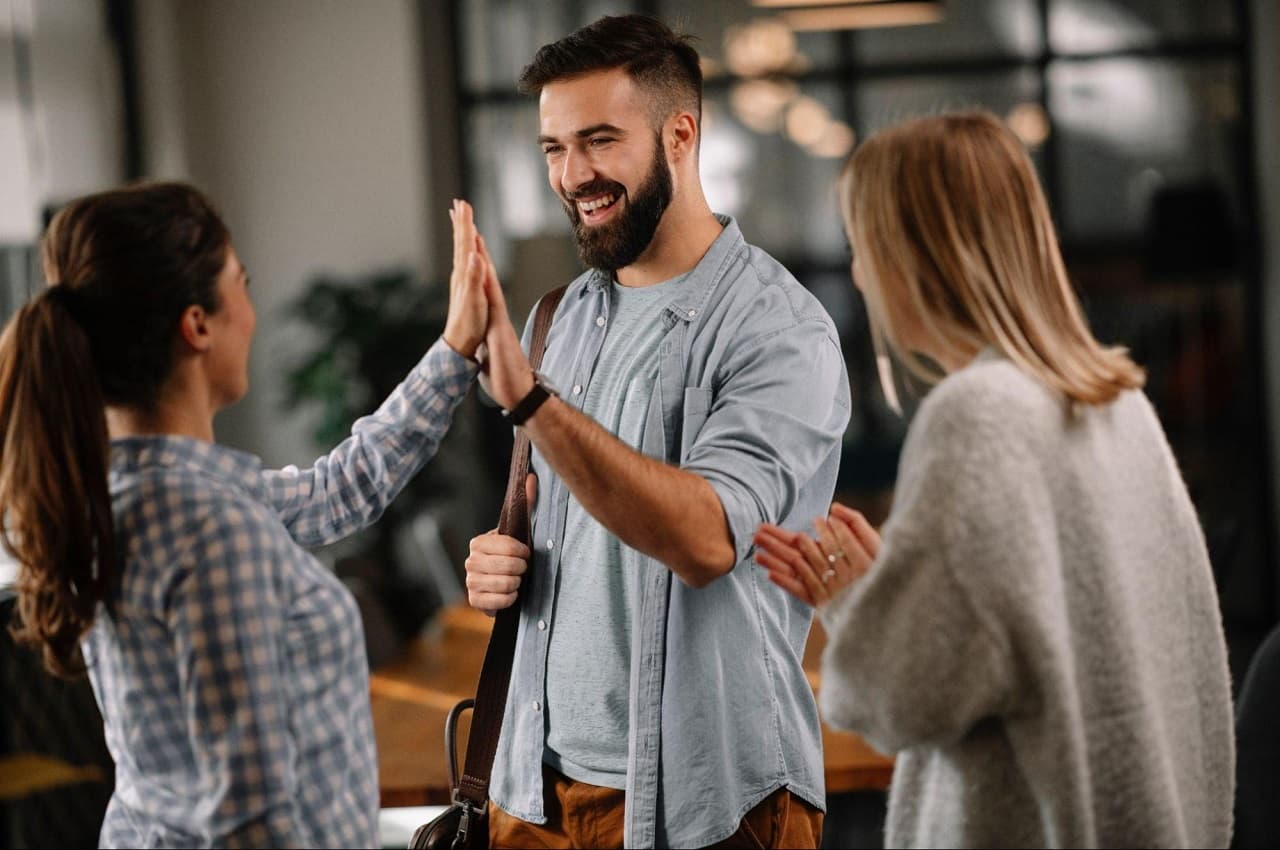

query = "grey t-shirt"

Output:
[[543, 274, 687, 789]]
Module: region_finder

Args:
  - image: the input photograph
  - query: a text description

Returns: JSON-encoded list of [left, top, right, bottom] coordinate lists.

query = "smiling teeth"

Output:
[[579, 194, 617, 212]]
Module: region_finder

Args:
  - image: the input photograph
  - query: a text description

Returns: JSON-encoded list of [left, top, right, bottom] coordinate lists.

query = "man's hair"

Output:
[[518, 15, 702, 128]]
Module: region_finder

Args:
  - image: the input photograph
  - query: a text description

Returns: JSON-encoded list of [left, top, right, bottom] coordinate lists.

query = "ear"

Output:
[[176, 304, 213, 353], [667, 111, 698, 163]]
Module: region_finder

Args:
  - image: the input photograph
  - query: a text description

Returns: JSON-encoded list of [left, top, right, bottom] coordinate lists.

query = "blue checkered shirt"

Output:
[[83, 338, 477, 848]]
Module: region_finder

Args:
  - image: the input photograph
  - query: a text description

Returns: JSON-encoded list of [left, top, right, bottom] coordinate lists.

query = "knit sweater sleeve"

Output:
[[817, 368, 1043, 754]]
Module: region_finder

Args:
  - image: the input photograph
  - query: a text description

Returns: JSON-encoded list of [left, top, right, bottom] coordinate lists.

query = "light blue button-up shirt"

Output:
[[489, 217, 852, 848]]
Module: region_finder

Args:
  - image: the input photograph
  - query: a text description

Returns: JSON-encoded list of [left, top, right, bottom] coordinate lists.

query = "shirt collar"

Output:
[[581, 214, 745, 324], [110, 435, 265, 497]]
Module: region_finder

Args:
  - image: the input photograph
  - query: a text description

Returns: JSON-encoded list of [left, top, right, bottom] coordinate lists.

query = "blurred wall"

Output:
[[133, 0, 435, 467], [1255, 0, 1280, 611], [1, 0, 123, 242]]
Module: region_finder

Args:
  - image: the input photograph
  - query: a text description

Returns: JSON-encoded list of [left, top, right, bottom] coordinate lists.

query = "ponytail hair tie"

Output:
[[43, 284, 86, 323]]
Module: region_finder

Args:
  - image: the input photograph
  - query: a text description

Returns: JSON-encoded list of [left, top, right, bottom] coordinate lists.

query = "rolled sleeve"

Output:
[[682, 322, 850, 564]]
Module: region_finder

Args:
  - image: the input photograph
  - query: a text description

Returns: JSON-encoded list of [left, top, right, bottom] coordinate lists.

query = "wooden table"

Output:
[[371, 604, 893, 807]]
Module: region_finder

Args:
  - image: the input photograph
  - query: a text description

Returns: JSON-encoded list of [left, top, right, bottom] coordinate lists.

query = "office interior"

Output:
[[2, 0, 1279, 847]]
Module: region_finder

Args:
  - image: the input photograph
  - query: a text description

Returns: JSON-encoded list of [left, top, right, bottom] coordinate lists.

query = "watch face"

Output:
[[535, 371, 560, 396]]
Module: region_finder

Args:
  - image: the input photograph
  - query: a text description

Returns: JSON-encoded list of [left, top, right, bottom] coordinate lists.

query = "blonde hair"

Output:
[[839, 110, 1144, 406]]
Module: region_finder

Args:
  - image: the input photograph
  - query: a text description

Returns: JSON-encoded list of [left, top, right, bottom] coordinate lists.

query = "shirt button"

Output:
[[546, 539, 555, 551], [595, 315, 606, 327], [688, 309, 697, 318], [537, 619, 547, 631], [572, 384, 582, 395], [533, 700, 542, 712]]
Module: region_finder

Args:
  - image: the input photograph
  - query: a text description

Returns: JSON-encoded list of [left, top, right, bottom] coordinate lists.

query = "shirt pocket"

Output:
[[680, 386, 713, 464]]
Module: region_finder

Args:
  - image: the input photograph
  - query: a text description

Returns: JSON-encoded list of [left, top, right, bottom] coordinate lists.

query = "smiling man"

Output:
[[461, 15, 851, 849]]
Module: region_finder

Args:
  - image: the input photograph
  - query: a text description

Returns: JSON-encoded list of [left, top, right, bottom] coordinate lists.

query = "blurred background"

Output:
[[2, 0, 1278, 846]]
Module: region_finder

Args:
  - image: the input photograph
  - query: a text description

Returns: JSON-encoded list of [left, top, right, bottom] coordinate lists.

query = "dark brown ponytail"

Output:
[[0, 181, 229, 676], [0, 292, 115, 677]]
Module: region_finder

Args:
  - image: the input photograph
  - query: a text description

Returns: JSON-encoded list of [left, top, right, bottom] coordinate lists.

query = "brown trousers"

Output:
[[490, 765, 823, 849]]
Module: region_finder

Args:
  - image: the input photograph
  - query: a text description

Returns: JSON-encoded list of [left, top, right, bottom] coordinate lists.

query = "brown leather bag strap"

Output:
[[456, 284, 567, 807]]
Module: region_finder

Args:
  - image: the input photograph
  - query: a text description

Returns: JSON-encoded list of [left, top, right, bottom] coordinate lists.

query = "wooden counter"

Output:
[[371, 604, 893, 807]]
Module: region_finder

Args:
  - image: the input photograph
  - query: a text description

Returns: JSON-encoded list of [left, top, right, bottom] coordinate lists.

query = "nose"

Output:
[[560, 148, 595, 197]]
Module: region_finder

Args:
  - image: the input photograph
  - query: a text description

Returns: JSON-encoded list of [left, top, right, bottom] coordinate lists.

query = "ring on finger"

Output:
[[826, 551, 845, 564], [822, 568, 837, 584]]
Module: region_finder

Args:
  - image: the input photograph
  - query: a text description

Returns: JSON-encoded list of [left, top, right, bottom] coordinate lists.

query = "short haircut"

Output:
[[518, 15, 702, 128]]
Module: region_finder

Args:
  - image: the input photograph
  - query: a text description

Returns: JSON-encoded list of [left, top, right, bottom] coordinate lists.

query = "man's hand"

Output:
[[464, 474, 538, 614], [442, 199, 490, 360], [455, 203, 534, 412]]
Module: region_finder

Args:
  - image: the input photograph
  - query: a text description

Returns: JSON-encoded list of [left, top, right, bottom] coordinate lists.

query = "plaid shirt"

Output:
[[83, 338, 477, 848]]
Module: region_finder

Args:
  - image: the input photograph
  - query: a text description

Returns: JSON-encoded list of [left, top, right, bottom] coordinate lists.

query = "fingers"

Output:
[[753, 527, 831, 606], [465, 531, 529, 613], [468, 531, 531, 562], [754, 545, 815, 607], [766, 570, 816, 607], [450, 199, 476, 284], [754, 523, 798, 550], [792, 533, 835, 603], [525, 473, 538, 513], [476, 234, 510, 325], [813, 517, 855, 586], [470, 593, 518, 614], [830, 503, 882, 559]]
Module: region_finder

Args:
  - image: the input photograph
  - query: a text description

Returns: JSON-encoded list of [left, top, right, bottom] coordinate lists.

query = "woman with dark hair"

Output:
[[755, 112, 1234, 847], [0, 182, 491, 847]]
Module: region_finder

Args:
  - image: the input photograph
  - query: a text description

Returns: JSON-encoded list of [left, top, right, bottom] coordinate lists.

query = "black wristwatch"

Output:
[[504, 371, 559, 426]]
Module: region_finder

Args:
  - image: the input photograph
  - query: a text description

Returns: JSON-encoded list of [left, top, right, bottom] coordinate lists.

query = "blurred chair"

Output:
[[1235, 622, 1280, 848], [0, 591, 113, 849]]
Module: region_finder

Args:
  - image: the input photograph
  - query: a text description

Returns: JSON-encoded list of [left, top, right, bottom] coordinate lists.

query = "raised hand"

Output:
[[468, 212, 536, 412], [753, 503, 881, 607], [442, 199, 489, 359]]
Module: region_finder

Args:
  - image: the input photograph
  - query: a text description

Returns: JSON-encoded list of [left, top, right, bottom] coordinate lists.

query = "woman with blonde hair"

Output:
[[755, 111, 1235, 847]]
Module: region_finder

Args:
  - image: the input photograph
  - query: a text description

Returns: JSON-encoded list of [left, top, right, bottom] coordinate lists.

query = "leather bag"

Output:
[[409, 285, 567, 850]]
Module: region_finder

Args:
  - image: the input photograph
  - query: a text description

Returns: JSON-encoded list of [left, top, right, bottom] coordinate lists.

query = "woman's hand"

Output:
[[442, 199, 490, 360], [753, 503, 881, 607]]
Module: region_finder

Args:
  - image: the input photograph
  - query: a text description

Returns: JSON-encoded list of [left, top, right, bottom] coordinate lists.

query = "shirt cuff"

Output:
[[405, 336, 481, 405], [698, 472, 757, 567]]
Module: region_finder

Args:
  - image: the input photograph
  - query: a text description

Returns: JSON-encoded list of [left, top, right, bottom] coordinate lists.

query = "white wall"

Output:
[[1253, 0, 1280, 611], [1, 0, 123, 242], [134, 0, 434, 466]]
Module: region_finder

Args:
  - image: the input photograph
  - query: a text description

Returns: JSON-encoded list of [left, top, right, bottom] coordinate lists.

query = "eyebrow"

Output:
[[537, 123, 628, 145]]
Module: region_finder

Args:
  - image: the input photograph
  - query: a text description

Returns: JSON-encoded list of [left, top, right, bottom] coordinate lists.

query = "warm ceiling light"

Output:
[[723, 18, 798, 77], [730, 79, 799, 133], [807, 121, 857, 159], [1006, 102, 1050, 148], [780, 2, 944, 31], [785, 96, 832, 147], [753, 0, 884, 6]]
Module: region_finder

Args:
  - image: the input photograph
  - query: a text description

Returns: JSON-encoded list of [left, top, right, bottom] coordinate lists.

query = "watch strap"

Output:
[[506, 380, 551, 426]]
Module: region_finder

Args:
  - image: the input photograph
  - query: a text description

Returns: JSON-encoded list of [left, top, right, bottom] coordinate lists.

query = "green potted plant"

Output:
[[281, 268, 501, 657]]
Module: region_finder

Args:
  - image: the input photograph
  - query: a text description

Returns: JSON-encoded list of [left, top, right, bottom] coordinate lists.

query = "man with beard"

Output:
[[459, 14, 850, 849]]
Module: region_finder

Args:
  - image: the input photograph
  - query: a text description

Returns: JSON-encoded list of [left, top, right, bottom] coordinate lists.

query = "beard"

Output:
[[561, 137, 673, 272]]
